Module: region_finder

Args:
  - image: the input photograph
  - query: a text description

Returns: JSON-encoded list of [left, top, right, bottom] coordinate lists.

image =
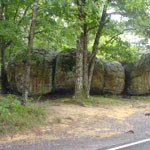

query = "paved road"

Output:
[[120, 140, 150, 150], [0, 111, 150, 150], [107, 139, 150, 150]]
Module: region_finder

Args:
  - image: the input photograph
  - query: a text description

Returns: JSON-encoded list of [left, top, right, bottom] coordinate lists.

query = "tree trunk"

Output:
[[82, 24, 89, 98], [74, 1, 108, 99], [74, 34, 84, 98], [0, 46, 8, 93], [22, 0, 38, 105], [87, 3, 108, 96], [74, 0, 89, 99], [0, 3, 8, 93]]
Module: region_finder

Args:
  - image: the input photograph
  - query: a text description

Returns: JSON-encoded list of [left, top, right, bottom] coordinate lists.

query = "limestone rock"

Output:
[[127, 53, 150, 95], [54, 49, 105, 94], [103, 61, 125, 94], [7, 48, 55, 95], [7, 48, 126, 96], [54, 49, 76, 92], [91, 59, 104, 94]]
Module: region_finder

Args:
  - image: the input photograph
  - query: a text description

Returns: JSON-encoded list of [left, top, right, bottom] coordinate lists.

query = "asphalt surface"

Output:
[[120, 141, 150, 150], [0, 111, 150, 150]]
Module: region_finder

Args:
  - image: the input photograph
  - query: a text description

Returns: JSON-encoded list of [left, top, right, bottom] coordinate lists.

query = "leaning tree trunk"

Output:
[[22, 0, 38, 105], [86, 3, 108, 97]]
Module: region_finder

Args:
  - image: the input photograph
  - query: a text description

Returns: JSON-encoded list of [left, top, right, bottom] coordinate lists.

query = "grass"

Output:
[[0, 94, 46, 135], [43, 95, 129, 106], [0, 93, 149, 135], [43, 94, 150, 106], [130, 96, 150, 101]]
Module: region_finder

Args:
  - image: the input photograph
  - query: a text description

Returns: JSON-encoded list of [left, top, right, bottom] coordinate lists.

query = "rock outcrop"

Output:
[[7, 48, 126, 95], [103, 61, 125, 94], [91, 59, 104, 94], [7, 48, 55, 95], [54, 49, 76, 92], [127, 53, 150, 95]]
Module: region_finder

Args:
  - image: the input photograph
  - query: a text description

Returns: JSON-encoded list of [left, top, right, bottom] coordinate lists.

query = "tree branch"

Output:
[[87, 25, 99, 32], [18, 4, 31, 25], [107, 12, 128, 17], [34, 29, 47, 35], [89, 3, 107, 64], [101, 28, 135, 48], [13, 2, 20, 22]]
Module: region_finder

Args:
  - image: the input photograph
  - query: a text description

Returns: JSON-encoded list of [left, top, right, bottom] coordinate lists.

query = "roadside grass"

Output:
[[0, 94, 46, 135], [42, 94, 150, 107], [43, 95, 130, 106], [0, 93, 149, 136], [130, 96, 150, 101]]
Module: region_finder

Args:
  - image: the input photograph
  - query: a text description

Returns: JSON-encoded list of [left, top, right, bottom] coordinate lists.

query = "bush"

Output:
[[0, 94, 45, 135]]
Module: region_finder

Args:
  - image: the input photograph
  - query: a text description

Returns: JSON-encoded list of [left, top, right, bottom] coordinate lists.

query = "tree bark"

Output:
[[0, 1, 8, 93], [74, 0, 108, 99], [22, 0, 38, 105], [74, 34, 84, 98], [0, 45, 8, 93], [74, 0, 88, 99], [87, 3, 108, 96], [82, 24, 89, 98]]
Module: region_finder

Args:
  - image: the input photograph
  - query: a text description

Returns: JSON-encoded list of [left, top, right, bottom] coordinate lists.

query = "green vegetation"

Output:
[[0, 0, 150, 134], [0, 94, 45, 135], [44, 95, 150, 106], [78, 96, 150, 105], [0, 94, 150, 135]]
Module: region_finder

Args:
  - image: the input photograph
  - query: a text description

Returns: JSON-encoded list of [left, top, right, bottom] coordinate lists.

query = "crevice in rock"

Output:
[[121, 62, 131, 98]]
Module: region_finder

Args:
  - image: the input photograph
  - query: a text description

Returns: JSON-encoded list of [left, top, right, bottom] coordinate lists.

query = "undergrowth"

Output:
[[0, 94, 46, 135]]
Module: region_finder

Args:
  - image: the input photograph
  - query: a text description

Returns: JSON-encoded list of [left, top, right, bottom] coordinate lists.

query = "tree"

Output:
[[0, 0, 12, 93], [74, 0, 108, 98], [0, 0, 32, 93], [1, 0, 149, 99], [22, 0, 38, 104], [74, 0, 150, 98]]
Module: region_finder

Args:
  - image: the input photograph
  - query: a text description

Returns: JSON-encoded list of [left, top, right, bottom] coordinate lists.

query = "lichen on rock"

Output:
[[127, 52, 150, 95], [103, 61, 125, 94], [7, 48, 56, 95]]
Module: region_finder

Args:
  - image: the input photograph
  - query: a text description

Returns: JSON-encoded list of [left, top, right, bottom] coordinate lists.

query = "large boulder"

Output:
[[103, 61, 125, 94], [54, 49, 106, 94], [127, 53, 150, 95], [7, 48, 55, 95], [55, 49, 125, 94], [54, 49, 76, 92], [7, 48, 126, 96], [91, 59, 104, 94]]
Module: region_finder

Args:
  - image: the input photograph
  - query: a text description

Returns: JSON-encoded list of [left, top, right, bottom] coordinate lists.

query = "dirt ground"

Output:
[[0, 99, 150, 144]]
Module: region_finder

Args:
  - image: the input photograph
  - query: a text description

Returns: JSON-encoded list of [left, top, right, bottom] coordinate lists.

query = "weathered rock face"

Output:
[[7, 48, 126, 96], [54, 49, 76, 92], [127, 53, 150, 95], [54, 49, 124, 94], [7, 48, 55, 95], [55, 49, 106, 94], [103, 61, 125, 94], [91, 59, 104, 94]]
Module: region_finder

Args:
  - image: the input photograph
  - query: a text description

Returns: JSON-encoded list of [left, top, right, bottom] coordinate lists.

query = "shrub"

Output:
[[0, 94, 45, 135]]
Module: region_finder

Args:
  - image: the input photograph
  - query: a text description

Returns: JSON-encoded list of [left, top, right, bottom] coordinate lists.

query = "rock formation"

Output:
[[127, 52, 150, 95], [7, 48, 55, 95], [7, 48, 125, 95], [54, 49, 76, 92], [103, 61, 125, 94]]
